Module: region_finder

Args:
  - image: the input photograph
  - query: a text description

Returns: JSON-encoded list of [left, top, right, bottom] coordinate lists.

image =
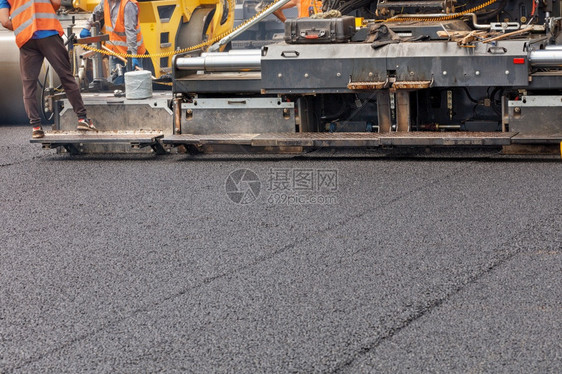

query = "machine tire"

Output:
[[176, 8, 214, 57], [39, 64, 60, 125]]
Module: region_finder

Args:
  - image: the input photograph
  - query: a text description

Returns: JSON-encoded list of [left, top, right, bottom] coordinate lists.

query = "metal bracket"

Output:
[[392, 79, 433, 90], [62, 144, 80, 155], [347, 78, 390, 90], [130, 141, 167, 155], [490, 22, 521, 32]]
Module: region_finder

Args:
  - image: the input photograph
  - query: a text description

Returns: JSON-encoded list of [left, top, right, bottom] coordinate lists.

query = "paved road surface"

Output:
[[1, 125, 560, 373]]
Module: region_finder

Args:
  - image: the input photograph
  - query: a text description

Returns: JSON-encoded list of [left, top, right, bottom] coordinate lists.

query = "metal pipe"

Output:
[[174, 95, 182, 134], [529, 49, 562, 66], [208, 0, 292, 52], [176, 53, 262, 72], [200, 49, 262, 57], [0, 31, 28, 124], [91, 23, 104, 81], [436, 124, 461, 130]]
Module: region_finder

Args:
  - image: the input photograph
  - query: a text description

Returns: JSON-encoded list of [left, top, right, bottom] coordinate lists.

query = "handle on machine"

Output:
[[301, 29, 326, 39], [281, 51, 300, 58]]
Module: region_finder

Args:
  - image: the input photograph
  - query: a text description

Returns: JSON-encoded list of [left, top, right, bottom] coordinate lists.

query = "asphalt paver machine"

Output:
[[31, 0, 562, 155]]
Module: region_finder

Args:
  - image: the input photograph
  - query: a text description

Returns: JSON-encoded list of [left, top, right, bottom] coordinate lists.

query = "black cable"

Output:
[[489, 87, 503, 116], [476, 0, 507, 22], [462, 87, 479, 104], [336, 0, 371, 15]]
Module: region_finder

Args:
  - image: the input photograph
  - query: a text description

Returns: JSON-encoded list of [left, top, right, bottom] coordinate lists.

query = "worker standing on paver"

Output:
[[0, 0, 96, 138], [81, 0, 146, 83]]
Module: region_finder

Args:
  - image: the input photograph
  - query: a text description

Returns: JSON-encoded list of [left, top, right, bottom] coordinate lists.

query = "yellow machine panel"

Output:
[[73, 0, 235, 77], [72, 0, 101, 12], [140, 0, 235, 77]]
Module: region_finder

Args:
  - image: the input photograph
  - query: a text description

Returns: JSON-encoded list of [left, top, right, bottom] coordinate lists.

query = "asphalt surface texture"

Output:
[[1, 124, 561, 373]]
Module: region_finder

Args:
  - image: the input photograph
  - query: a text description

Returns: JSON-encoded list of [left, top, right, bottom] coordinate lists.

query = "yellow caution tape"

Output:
[[153, 81, 173, 87], [389, 0, 498, 22]]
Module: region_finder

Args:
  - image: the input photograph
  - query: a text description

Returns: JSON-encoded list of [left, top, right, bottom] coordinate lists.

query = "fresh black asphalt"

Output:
[[1, 125, 560, 373]]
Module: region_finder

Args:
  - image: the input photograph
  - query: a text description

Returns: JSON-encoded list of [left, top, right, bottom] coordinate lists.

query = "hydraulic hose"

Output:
[[476, 0, 507, 22]]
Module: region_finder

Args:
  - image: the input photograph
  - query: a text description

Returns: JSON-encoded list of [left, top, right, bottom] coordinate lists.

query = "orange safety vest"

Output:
[[298, 0, 322, 18], [7, 0, 64, 48], [104, 0, 146, 55]]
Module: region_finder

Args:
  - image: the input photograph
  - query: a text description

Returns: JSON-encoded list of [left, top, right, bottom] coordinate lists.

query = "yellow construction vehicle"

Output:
[[71, 0, 235, 77]]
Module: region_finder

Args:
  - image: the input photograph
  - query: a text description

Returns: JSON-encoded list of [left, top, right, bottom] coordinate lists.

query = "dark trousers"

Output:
[[19, 35, 87, 126]]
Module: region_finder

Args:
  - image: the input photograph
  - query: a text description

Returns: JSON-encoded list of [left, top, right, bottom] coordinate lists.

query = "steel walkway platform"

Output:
[[163, 132, 520, 148], [30, 131, 166, 155], [31, 131, 562, 155], [510, 133, 562, 144]]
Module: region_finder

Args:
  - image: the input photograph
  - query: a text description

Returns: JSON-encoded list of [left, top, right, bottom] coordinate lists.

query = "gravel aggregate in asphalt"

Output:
[[0, 125, 560, 373]]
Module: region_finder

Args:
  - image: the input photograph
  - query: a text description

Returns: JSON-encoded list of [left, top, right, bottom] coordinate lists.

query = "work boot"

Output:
[[32, 126, 44, 138], [77, 118, 97, 131]]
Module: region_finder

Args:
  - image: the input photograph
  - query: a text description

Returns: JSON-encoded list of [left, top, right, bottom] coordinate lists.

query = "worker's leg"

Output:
[[38, 35, 87, 120], [19, 39, 45, 126]]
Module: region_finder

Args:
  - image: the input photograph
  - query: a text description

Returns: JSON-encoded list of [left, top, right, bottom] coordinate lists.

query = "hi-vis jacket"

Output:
[[298, 0, 322, 18], [7, 0, 63, 48], [104, 0, 145, 55]]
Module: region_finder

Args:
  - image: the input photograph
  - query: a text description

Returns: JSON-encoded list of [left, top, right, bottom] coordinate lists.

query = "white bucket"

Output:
[[124, 70, 152, 99]]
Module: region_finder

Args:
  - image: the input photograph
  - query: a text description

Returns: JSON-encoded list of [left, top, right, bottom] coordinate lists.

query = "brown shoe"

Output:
[[32, 126, 44, 138], [77, 118, 97, 131]]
